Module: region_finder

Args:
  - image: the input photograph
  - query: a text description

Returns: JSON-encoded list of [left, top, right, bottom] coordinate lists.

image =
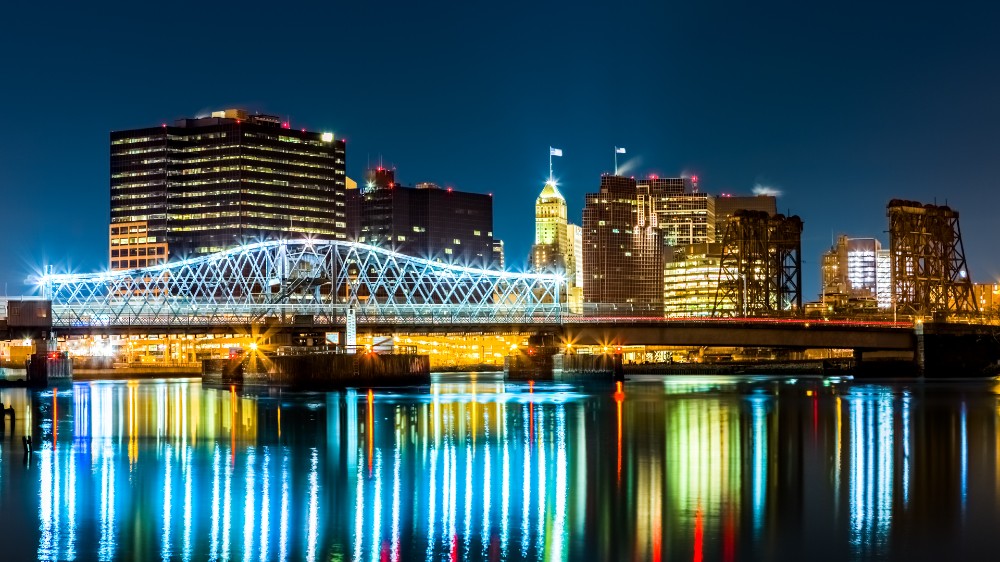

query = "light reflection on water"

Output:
[[1, 375, 1000, 560]]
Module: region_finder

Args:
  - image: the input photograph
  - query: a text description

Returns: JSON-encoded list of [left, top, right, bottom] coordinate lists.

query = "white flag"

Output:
[[550, 147, 563, 157], [615, 147, 626, 154]]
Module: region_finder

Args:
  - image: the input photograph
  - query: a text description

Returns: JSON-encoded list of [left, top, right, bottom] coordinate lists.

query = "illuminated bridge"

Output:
[[24, 239, 926, 355], [37, 239, 565, 333]]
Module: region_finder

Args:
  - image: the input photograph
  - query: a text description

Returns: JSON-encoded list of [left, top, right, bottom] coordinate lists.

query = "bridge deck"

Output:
[[48, 317, 915, 351]]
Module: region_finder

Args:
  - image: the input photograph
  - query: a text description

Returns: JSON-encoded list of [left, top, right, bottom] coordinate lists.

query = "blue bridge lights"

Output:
[[34, 240, 566, 329]]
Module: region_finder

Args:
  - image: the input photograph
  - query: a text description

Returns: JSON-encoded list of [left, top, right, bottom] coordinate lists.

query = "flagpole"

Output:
[[549, 146, 553, 182]]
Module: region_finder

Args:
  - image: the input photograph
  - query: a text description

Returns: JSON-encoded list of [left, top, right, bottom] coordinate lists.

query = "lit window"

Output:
[[445, 248, 453, 255]]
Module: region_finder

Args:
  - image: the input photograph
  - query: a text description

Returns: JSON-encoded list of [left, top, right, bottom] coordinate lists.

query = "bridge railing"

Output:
[[49, 298, 914, 330], [51, 301, 567, 328]]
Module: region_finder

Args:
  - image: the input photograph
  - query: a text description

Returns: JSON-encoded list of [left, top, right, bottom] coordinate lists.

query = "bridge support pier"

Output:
[[851, 347, 919, 378], [25, 355, 73, 386], [504, 352, 556, 380], [916, 322, 1000, 377], [504, 332, 562, 380]]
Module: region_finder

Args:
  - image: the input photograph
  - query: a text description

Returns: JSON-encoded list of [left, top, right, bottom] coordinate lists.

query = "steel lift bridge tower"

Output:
[[712, 210, 804, 317], [35, 240, 565, 330], [887, 200, 977, 317]]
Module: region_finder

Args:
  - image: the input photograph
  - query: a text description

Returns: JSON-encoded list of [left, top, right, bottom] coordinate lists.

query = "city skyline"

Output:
[[1, 0, 999, 298]]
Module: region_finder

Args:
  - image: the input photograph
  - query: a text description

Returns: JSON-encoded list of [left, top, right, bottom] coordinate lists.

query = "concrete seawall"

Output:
[[205, 353, 431, 388], [270, 353, 430, 387]]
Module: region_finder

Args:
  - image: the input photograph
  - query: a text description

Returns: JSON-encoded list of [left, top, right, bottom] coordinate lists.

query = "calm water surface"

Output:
[[0, 374, 998, 561]]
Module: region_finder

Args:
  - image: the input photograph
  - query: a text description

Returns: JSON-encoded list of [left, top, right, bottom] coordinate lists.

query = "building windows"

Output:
[[109, 220, 169, 272]]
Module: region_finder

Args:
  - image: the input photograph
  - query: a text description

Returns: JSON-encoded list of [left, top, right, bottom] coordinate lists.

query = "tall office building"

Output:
[[714, 195, 777, 237], [663, 243, 729, 317], [530, 181, 568, 270], [529, 180, 583, 310], [821, 235, 891, 310], [973, 283, 1000, 314], [637, 177, 716, 248], [109, 109, 346, 269], [876, 248, 891, 309], [821, 236, 849, 297], [567, 223, 584, 310], [582, 175, 663, 313], [347, 168, 499, 268]]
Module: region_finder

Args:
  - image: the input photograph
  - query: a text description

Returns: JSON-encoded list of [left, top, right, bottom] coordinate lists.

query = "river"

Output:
[[0, 374, 997, 561]]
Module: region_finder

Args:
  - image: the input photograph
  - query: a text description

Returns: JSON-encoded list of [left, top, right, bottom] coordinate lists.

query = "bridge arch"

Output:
[[35, 240, 565, 328]]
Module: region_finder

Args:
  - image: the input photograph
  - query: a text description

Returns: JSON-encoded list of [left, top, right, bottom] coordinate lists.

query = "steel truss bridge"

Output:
[[37, 240, 565, 330], [31, 239, 921, 354]]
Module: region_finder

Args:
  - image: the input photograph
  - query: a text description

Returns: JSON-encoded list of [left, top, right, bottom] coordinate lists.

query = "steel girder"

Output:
[[887, 200, 977, 316], [712, 211, 803, 317], [35, 240, 565, 329]]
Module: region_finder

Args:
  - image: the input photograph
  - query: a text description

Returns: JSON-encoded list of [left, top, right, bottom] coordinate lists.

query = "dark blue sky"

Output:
[[1, 0, 998, 297]]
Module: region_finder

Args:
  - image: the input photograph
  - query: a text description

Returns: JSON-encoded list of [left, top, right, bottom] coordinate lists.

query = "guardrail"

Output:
[[275, 344, 419, 355]]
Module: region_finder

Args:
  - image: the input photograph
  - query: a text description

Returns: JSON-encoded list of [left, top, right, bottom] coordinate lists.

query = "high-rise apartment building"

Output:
[[582, 175, 663, 313], [109, 108, 346, 268], [347, 168, 499, 268], [529, 181, 583, 310]]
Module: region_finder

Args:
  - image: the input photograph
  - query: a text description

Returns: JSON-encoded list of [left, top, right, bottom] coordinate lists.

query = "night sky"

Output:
[[1, 0, 998, 297]]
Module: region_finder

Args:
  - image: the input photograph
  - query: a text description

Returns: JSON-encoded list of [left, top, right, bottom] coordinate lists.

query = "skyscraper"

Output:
[[821, 235, 892, 311], [582, 175, 663, 313], [663, 243, 728, 317], [109, 109, 346, 269], [347, 168, 499, 268], [714, 194, 777, 237], [530, 181, 568, 271], [633, 176, 716, 249], [529, 180, 582, 310]]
